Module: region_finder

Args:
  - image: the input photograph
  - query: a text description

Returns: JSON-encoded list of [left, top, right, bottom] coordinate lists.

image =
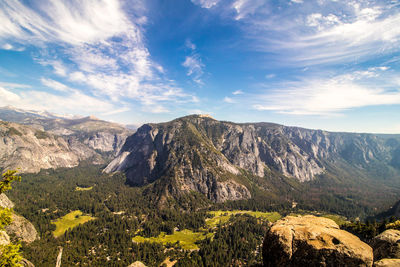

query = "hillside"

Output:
[[0, 106, 133, 156], [106, 115, 400, 212], [0, 121, 105, 173]]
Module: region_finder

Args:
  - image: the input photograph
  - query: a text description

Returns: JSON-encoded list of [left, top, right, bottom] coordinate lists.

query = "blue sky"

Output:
[[0, 0, 400, 133]]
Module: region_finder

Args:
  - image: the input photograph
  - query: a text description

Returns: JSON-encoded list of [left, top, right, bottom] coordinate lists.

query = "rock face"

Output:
[[0, 194, 39, 244], [0, 106, 133, 159], [20, 258, 35, 267], [128, 261, 147, 267], [0, 193, 14, 209], [105, 117, 251, 202], [0, 121, 102, 173], [371, 229, 400, 261], [374, 259, 400, 267], [106, 115, 400, 202], [0, 230, 10, 245], [262, 215, 373, 267], [5, 213, 39, 243]]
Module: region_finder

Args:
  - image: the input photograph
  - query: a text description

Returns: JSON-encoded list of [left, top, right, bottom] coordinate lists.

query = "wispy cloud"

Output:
[[0, 82, 120, 115], [192, 0, 400, 67], [223, 96, 235, 103], [185, 39, 197, 50], [1, 43, 24, 51], [232, 90, 244, 95], [232, 0, 266, 20], [41, 78, 70, 92], [0, 0, 196, 115], [182, 40, 205, 85], [191, 0, 221, 9], [252, 67, 400, 115]]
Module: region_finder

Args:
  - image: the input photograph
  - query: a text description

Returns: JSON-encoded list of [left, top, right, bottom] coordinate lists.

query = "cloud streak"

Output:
[[0, 0, 196, 115], [0, 82, 120, 116], [182, 40, 205, 85], [252, 67, 400, 115]]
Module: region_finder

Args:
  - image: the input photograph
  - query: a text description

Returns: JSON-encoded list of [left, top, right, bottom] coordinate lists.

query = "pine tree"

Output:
[[0, 170, 23, 267]]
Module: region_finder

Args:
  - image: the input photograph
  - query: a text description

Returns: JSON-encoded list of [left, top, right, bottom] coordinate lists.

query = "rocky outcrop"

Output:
[[20, 258, 35, 267], [0, 230, 10, 245], [0, 194, 39, 244], [371, 229, 400, 261], [128, 261, 146, 267], [374, 258, 400, 267], [262, 215, 373, 267], [0, 106, 132, 158], [0, 193, 14, 209], [5, 213, 39, 244]]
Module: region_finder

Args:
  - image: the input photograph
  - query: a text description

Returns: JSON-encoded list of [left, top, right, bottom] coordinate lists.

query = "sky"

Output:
[[0, 0, 400, 133]]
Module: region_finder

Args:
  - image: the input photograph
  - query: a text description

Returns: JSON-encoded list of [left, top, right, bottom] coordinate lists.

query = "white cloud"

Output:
[[1, 43, 24, 51], [306, 13, 341, 30], [265, 74, 276, 79], [191, 0, 221, 9], [101, 107, 130, 116], [232, 90, 244, 95], [252, 68, 400, 115], [223, 97, 235, 103], [41, 78, 70, 92], [2, 43, 13, 50], [185, 39, 196, 50], [145, 105, 169, 113], [0, 86, 21, 102], [201, 0, 400, 66], [291, 0, 303, 3], [0, 0, 196, 113], [0, 83, 119, 115], [232, 0, 266, 20], [0, 82, 30, 89], [0, 0, 136, 46], [182, 55, 205, 85]]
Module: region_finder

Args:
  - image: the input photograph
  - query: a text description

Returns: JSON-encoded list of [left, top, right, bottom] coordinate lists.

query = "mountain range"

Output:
[[1, 107, 400, 216], [0, 106, 133, 172], [105, 114, 400, 213]]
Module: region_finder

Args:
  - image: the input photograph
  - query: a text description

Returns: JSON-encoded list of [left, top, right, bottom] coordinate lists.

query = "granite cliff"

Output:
[[106, 115, 400, 203], [0, 106, 133, 156]]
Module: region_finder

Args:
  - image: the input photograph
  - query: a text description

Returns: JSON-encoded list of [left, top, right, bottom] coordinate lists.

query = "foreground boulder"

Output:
[[374, 258, 400, 267], [128, 261, 146, 267], [5, 213, 39, 243], [262, 215, 373, 267], [371, 229, 400, 260]]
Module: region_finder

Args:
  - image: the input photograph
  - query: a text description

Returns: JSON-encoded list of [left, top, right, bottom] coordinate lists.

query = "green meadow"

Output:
[[132, 210, 281, 250], [133, 229, 213, 250], [206, 210, 281, 227], [75, 186, 93, 191], [52, 210, 95, 237]]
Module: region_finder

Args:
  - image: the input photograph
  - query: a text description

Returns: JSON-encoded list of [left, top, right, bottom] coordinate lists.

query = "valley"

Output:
[[1, 108, 400, 266]]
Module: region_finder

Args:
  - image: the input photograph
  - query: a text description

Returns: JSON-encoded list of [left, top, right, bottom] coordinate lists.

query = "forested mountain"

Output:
[[106, 114, 400, 212]]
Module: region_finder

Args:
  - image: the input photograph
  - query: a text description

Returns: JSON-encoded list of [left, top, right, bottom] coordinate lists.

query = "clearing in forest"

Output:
[[52, 210, 95, 237], [206, 210, 281, 227], [132, 229, 213, 250], [75, 186, 93, 191], [132, 210, 281, 250]]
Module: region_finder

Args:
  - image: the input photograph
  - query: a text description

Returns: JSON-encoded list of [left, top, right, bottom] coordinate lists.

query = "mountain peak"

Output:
[[180, 114, 215, 120], [87, 115, 99, 120]]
